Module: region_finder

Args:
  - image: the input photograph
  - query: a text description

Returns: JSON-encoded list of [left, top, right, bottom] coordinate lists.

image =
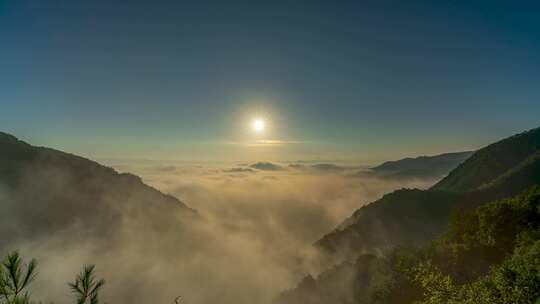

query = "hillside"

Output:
[[277, 186, 540, 304], [0, 132, 196, 249], [318, 127, 540, 257], [433, 127, 540, 192], [370, 151, 473, 180], [316, 152, 540, 263], [276, 126, 540, 304]]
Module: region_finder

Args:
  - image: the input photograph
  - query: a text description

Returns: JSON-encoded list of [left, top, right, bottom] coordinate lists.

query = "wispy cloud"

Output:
[[246, 139, 305, 147], [222, 167, 256, 173], [221, 139, 305, 147]]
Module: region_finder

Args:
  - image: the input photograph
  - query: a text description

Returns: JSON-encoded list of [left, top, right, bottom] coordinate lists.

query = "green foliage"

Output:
[[0, 251, 37, 304], [486, 240, 540, 303], [0, 251, 105, 304], [369, 185, 540, 304], [414, 239, 540, 304], [367, 246, 424, 304], [413, 260, 457, 304], [68, 265, 105, 304]]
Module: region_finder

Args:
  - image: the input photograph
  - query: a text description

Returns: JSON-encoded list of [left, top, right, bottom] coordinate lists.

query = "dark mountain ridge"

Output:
[[433, 127, 540, 191], [0, 132, 196, 248], [279, 186, 540, 304], [318, 127, 540, 258], [369, 151, 473, 180], [276, 126, 540, 304]]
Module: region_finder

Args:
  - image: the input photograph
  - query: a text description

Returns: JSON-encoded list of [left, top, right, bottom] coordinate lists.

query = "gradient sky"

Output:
[[1, 0, 539, 162]]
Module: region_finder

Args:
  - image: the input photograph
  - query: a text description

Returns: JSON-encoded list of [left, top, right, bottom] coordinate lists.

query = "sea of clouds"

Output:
[[0, 159, 436, 304]]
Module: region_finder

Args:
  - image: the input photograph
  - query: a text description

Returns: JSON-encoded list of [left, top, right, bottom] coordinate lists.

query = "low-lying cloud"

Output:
[[288, 163, 348, 172], [222, 167, 256, 173], [0, 158, 437, 304]]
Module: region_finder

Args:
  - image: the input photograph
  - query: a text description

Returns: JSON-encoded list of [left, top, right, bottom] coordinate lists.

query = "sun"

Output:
[[252, 118, 265, 133]]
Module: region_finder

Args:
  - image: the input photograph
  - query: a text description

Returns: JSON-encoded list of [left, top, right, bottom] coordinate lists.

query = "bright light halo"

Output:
[[252, 119, 265, 133]]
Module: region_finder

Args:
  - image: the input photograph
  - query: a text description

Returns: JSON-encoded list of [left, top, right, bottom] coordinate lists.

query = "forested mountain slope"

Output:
[[276, 126, 540, 304]]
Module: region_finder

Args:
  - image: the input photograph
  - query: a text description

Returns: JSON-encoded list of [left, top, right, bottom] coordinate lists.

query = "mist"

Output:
[[0, 159, 437, 304]]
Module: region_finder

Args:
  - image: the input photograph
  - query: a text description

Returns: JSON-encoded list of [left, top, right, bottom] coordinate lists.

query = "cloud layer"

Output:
[[0, 159, 437, 304]]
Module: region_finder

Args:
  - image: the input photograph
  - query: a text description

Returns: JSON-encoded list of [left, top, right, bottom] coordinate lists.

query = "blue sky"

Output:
[[1, 0, 539, 162]]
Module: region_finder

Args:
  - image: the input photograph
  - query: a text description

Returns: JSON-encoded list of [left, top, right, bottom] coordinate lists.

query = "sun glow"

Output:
[[252, 118, 265, 133]]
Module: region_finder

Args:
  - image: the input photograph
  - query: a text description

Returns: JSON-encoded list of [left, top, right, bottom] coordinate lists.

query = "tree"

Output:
[[68, 265, 105, 304], [0, 251, 37, 304]]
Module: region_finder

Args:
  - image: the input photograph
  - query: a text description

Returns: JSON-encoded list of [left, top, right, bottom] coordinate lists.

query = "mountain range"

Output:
[[277, 126, 540, 304], [368, 151, 473, 181], [2, 126, 540, 304]]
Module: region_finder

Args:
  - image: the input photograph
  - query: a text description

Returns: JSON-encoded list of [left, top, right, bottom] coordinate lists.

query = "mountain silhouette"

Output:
[[368, 151, 473, 180], [277, 126, 540, 304], [0, 132, 196, 249]]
